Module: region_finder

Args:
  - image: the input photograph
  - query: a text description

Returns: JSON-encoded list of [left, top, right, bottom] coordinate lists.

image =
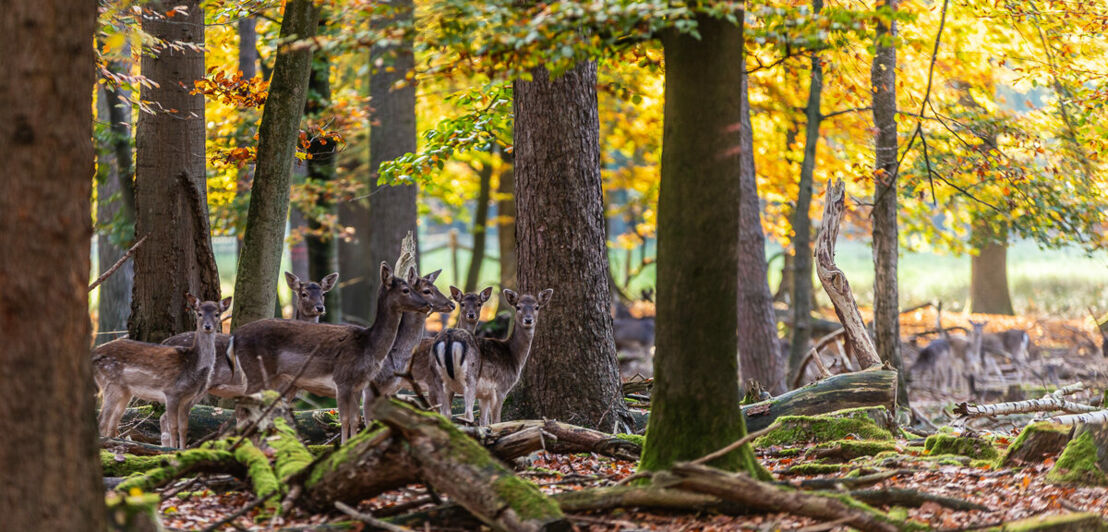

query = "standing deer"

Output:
[[415, 288, 553, 425], [230, 263, 430, 443], [93, 295, 232, 448], [162, 272, 339, 398], [361, 270, 455, 422], [452, 286, 493, 332], [910, 320, 985, 396], [981, 328, 1031, 380]]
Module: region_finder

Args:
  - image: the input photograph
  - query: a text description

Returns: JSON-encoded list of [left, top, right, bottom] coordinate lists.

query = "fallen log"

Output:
[[460, 419, 641, 461], [742, 370, 898, 432], [849, 488, 987, 512], [115, 405, 341, 445], [956, 384, 1096, 418]]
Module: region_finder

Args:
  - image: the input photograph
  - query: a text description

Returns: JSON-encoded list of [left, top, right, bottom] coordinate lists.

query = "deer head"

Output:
[[451, 286, 493, 324], [381, 263, 433, 314], [414, 270, 454, 313], [285, 271, 339, 320], [186, 293, 232, 334], [503, 288, 553, 330]]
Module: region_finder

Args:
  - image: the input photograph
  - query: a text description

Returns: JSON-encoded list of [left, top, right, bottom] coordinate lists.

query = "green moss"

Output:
[[305, 424, 391, 488], [231, 440, 280, 516], [105, 491, 163, 531], [1000, 422, 1071, 466], [491, 475, 564, 521], [971, 459, 997, 468], [101, 450, 175, 477], [986, 512, 1108, 531], [614, 433, 645, 447], [1046, 431, 1108, 486], [307, 445, 334, 457], [782, 463, 844, 475], [269, 418, 314, 481], [754, 410, 893, 448], [924, 434, 999, 460], [806, 440, 898, 462], [115, 447, 234, 493]]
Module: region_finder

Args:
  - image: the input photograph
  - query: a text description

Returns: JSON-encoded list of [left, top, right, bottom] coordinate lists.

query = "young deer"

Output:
[[416, 288, 553, 425], [285, 271, 339, 322], [361, 269, 455, 422], [162, 272, 338, 398], [93, 295, 232, 448], [230, 263, 430, 443], [911, 320, 985, 395], [451, 286, 493, 332]]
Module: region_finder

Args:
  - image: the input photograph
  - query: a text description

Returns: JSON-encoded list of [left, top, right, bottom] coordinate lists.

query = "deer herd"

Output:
[[92, 261, 553, 447], [909, 319, 1032, 396]]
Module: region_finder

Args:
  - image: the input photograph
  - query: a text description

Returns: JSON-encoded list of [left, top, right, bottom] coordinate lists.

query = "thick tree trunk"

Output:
[[231, 0, 321, 329], [338, 204, 373, 323], [737, 32, 786, 394], [366, 0, 419, 325], [464, 163, 493, 293], [871, 0, 909, 407], [306, 47, 342, 323], [786, 0, 824, 386], [131, 0, 221, 342], [640, 17, 761, 474], [508, 62, 628, 431], [235, 17, 257, 256], [970, 221, 1014, 316], [96, 79, 135, 345], [497, 164, 518, 310], [0, 1, 105, 527]]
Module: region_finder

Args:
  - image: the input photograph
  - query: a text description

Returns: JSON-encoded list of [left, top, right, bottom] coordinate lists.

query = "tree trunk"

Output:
[[366, 0, 419, 325], [787, 6, 823, 385], [131, 0, 221, 342], [306, 45, 342, 323], [231, 0, 321, 330], [870, 0, 909, 407], [497, 164, 518, 310], [640, 16, 762, 474], [0, 1, 105, 527], [338, 204, 373, 323], [96, 75, 135, 345], [508, 62, 628, 431], [464, 162, 493, 293], [970, 220, 1014, 315], [235, 17, 257, 256], [737, 25, 785, 395]]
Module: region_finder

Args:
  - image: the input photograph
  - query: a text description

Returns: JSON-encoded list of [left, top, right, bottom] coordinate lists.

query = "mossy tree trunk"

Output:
[[870, 0, 909, 408], [787, 0, 824, 385], [0, 0, 105, 527], [365, 0, 419, 325], [131, 0, 222, 341], [231, 0, 321, 329], [509, 61, 628, 431], [640, 16, 761, 474]]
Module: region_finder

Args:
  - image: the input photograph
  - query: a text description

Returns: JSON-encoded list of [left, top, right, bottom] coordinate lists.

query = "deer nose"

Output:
[[448, 302, 456, 311], [522, 318, 534, 326], [315, 305, 325, 313], [203, 324, 213, 332]]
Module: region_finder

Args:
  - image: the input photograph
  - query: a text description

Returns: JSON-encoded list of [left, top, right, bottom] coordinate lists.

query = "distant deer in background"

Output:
[[981, 328, 1031, 380], [910, 320, 986, 396], [94, 294, 232, 448], [162, 272, 339, 399]]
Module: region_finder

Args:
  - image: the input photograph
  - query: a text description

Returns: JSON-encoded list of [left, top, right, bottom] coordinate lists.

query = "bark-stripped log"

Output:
[[813, 180, 883, 369], [956, 396, 1098, 418], [461, 420, 641, 461], [742, 370, 898, 432], [1050, 410, 1108, 426]]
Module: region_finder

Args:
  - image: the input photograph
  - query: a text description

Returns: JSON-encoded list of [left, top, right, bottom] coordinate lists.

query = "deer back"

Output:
[[231, 319, 366, 396], [93, 340, 198, 402]]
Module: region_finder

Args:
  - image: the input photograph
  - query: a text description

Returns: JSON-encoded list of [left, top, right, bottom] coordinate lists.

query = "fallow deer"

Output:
[[415, 288, 553, 425], [910, 320, 985, 395], [162, 272, 339, 399], [230, 263, 430, 443], [452, 285, 493, 332], [93, 294, 232, 448], [361, 270, 456, 422], [981, 328, 1031, 380]]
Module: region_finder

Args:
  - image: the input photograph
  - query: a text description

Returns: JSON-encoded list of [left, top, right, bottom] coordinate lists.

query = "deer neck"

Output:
[[364, 291, 405, 363], [505, 322, 536, 370], [189, 328, 219, 373], [457, 316, 479, 333], [388, 311, 429, 368]]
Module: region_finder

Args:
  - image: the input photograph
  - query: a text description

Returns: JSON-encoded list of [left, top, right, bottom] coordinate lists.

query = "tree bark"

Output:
[[464, 162, 493, 293], [0, 1, 105, 527], [96, 77, 135, 345], [640, 16, 762, 475], [306, 36, 342, 323], [497, 164, 518, 310], [969, 220, 1014, 315], [787, 0, 824, 386], [366, 0, 419, 325], [742, 370, 898, 431], [131, 0, 221, 342], [508, 61, 628, 431], [870, 0, 909, 407], [231, 0, 321, 329], [737, 24, 786, 394]]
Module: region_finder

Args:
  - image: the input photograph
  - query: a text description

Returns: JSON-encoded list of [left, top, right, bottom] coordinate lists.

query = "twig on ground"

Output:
[[691, 421, 781, 466], [334, 501, 413, 532]]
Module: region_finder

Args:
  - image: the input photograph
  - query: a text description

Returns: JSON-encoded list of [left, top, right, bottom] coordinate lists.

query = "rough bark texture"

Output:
[[640, 18, 761, 474], [509, 62, 628, 431], [465, 163, 494, 293], [131, 0, 221, 342], [742, 370, 898, 431], [970, 219, 1014, 315], [737, 30, 786, 395], [234, 17, 257, 256], [0, 1, 105, 527], [787, 0, 824, 386], [871, 0, 909, 407], [306, 41, 342, 323], [497, 164, 518, 311], [338, 204, 373, 323], [96, 80, 135, 345], [231, 0, 321, 329], [366, 0, 419, 325]]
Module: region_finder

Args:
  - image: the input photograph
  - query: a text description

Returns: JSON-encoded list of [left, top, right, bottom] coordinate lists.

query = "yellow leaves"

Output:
[[103, 33, 127, 54]]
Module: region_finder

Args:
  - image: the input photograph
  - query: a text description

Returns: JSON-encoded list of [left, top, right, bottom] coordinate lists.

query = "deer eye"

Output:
[[423, 289, 431, 294], [402, 288, 410, 294]]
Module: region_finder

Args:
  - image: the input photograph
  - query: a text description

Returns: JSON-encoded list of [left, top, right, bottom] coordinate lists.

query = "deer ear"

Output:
[[185, 293, 199, 311], [503, 289, 519, 307], [220, 297, 233, 313], [423, 269, 442, 284], [406, 266, 418, 285], [320, 272, 339, 292], [480, 286, 493, 303], [284, 271, 300, 291], [380, 262, 393, 286], [450, 286, 463, 301], [537, 288, 554, 308]]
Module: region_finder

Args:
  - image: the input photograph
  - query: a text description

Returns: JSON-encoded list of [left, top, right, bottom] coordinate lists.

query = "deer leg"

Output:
[[177, 399, 192, 448], [478, 394, 492, 426], [362, 386, 377, 426], [462, 380, 477, 424], [164, 398, 181, 448], [491, 393, 505, 425], [100, 387, 129, 438], [336, 389, 357, 444], [441, 388, 455, 419]]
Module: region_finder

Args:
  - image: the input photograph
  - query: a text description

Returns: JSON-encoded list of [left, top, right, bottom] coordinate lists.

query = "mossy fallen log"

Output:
[[742, 371, 898, 432], [1001, 422, 1071, 467], [113, 447, 239, 493], [924, 434, 999, 461], [1046, 424, 1108, 486], [754, 408, 894, 448], [460, 419, 642, 461], [804, 440, 898, 462], [984, 512, 1108, 531], [115, 405, 343, 445]]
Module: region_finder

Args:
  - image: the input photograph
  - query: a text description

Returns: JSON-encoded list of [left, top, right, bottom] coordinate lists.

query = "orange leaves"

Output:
[[192, 69, 269, 109]]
